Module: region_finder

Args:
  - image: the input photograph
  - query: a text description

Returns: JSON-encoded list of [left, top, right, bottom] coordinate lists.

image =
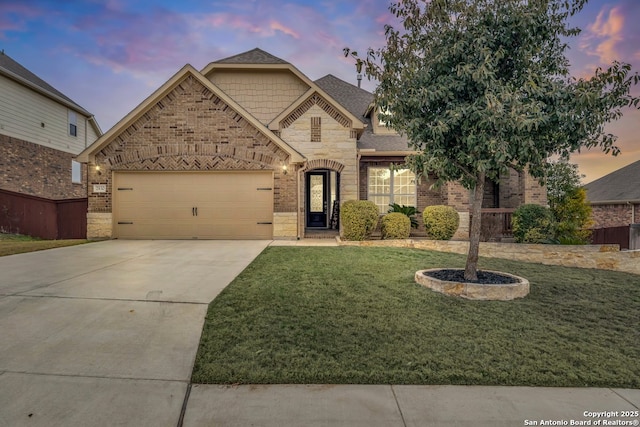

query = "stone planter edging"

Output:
[[415, 268, 530, 300]]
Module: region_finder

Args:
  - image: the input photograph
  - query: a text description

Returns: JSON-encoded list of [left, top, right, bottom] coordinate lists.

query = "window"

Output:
[[310, 117, 321, 142], [68, 110, 77, 137], [377, 107, 392, 126], [368, 167, 416, 214], [71, 160, 82, 184]]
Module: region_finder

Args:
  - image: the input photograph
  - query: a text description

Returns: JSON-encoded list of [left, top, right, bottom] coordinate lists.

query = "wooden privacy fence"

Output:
[[0, 189, 87, 239], [590, 225, 631, 250]]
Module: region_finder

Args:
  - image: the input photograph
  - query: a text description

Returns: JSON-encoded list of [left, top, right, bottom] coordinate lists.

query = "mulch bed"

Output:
[[424, 269, 519, 284]]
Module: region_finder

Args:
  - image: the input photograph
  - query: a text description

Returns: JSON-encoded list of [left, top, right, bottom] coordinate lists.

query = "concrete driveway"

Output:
[[0, 240, 269, 426]]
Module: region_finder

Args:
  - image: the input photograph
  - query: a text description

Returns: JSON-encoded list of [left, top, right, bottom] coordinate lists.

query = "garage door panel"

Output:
[[113, 172, 273, 239]]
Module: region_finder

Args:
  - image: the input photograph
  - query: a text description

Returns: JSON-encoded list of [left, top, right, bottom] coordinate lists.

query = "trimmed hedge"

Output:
[[423, 205, 459, 240], [341, 200, 379, 241], [381, 212, 411, 239], [512, 204, 556, 243]]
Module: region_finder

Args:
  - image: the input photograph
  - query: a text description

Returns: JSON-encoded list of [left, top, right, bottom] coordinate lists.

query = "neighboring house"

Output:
[[77, 48, 545, 240], [0, 50, 101, 238], [584, 159, 640, 228]]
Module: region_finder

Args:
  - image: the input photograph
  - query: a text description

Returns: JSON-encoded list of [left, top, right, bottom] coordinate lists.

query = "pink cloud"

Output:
[[0, 3, 42, 37], [270, 21, 299, 39], [582, 6, 625, 63]]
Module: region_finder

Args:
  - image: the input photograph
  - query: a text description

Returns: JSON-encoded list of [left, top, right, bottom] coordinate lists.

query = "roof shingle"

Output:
[[214, 48, 288, 64], [584, 160, 640, 202]]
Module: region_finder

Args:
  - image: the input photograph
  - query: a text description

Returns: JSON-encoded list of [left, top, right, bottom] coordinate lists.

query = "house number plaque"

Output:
[[93, 184, 106, 193]]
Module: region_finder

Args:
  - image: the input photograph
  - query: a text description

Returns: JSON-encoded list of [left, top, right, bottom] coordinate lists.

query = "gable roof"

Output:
[[314, 74, 373, 120], [202, 49, 365, 131], [0, 51, 92, 117], [76, 64, 303, 164], [315, 74, 412, 154], [584, 159, 640, 203], [214, 48, 288, 65]]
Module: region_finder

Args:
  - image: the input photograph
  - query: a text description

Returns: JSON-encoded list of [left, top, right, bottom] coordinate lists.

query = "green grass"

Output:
[[0, 233, 90, 256], [192, 246, 640, 387]]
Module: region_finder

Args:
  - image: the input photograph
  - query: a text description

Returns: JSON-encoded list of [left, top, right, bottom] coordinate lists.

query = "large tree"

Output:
[[346, 0, 639, 280]]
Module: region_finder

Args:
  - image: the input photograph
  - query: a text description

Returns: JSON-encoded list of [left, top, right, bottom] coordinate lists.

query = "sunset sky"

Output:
[[1, 0, 638, 184]]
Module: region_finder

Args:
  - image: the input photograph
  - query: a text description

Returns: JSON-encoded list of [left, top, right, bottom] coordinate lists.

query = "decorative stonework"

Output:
[[88, 73, 296, 216], [280, 93, 351, 129], [301, 159, 345, 173], [415, 269, 530, 300]]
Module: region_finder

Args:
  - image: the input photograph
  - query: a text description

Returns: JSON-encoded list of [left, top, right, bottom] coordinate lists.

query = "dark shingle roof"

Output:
[[0, 51, 90, 115], [215, 48, 288, 64], [314, 74, 373, 120], [358, 122, 412, 152], [315, 74, 412, 153], [584, 159, 640, 202]]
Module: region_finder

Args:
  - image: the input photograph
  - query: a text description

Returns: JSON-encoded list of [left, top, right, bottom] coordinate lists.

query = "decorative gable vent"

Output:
[[311, 117, 321, 142]]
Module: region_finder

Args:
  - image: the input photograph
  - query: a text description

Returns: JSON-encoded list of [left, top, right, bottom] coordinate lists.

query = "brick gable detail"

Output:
[[280, 93, 351, 129], [88, 74, 294, 214]]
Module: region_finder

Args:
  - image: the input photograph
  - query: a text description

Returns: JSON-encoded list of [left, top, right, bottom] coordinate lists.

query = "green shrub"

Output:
[[341, 200, 379, 241], [423, 205, 459, 240], [552, 188, 593, 244], [381, 212, 411, 239], [512, 204, 556, 243], [388, 203, 419, 228]]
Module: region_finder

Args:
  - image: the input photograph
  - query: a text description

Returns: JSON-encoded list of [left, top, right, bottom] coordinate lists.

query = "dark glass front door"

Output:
[[306, 171, 329, 228]]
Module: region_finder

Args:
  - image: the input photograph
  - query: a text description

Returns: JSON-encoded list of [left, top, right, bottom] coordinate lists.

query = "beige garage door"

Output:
[[113, 172, 273, 239]]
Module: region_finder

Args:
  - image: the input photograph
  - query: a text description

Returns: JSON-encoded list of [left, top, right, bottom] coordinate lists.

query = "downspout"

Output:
[[357, 153, 362, 200], [297, 164, 304, 240]]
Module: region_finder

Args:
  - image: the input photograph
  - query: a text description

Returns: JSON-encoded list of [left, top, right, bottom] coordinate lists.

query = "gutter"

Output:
[[0, 68, 92, 117], [589, 199, 640, 205]]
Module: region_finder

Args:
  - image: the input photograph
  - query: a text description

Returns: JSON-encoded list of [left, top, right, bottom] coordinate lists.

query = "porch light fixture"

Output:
[[95, 165, 102, 175], [282, 164, 288, 175]]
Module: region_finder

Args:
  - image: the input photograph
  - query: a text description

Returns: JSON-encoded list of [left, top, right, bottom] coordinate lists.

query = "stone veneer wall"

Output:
[[590, 204, 638, 228], [0, 134, 87, 200], [273, 212, 298, 239], [339, 238, 640, 276], [207, 70, 310, 125], [87, 74, 293, 238], [279, 99, 357, 237]]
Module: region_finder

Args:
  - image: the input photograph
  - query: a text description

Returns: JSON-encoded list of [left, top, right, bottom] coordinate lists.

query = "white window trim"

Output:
[[367, 166, 417, 213], [71, 160, 82, 184], [68, 110, 78, 137]]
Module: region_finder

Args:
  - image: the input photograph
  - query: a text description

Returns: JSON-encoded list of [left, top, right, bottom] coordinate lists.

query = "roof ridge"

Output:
[[315, 73, 373, 95], [214, 48, 289, 64]]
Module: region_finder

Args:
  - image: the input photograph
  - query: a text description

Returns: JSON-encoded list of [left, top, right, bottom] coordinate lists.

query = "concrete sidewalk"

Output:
[[182, 384, 640, 427]]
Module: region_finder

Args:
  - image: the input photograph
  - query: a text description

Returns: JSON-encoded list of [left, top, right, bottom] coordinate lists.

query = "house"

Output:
[[77, 48, 546, 240], [0, 51, 102, 238], [584, 159, 640, 228]]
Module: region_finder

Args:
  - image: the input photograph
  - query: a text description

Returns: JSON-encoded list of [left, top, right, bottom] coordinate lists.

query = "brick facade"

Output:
[[0, 133, 86, 200], [590, 204, 638, 228], [87, 74, 295, 237]]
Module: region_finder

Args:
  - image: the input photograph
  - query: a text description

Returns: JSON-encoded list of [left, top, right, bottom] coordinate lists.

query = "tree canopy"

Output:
[[346, 0, 639, 279]]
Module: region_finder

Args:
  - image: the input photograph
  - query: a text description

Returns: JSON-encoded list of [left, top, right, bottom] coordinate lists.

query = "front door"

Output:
[[306, 171, 329, 228]]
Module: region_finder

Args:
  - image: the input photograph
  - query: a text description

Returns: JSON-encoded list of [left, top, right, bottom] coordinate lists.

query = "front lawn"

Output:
[[0, 233, 90, 256], [192, 247, 640, 387]]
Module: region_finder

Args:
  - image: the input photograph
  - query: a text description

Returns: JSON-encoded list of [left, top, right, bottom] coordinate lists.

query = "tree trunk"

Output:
[[464, 173, 485, 281]]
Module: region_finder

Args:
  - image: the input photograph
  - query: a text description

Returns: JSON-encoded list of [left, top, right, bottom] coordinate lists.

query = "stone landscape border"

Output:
[[415, 269, 530, 300], [337, 238, 640, 276]]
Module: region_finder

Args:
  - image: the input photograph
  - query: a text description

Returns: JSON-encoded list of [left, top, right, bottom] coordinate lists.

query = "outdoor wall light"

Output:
[[95, 165, 102, 175], [282, 164, 288, 175]]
